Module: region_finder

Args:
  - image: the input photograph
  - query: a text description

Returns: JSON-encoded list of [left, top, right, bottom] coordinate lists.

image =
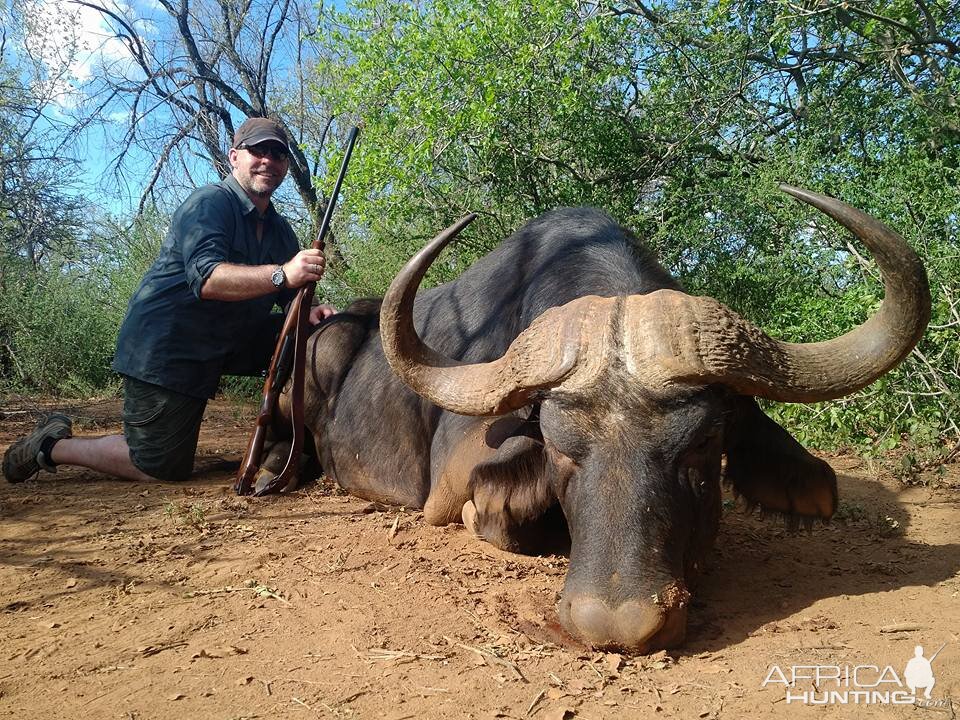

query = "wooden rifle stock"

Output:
[[234, 299, 300, 494], [235, 126, 360, 495]]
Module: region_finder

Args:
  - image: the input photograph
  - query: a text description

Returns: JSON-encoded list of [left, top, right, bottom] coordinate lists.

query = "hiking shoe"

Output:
[[2, 413, 72, 483]]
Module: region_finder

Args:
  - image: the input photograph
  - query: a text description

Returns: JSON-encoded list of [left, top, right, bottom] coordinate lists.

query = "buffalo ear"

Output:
[[725, 398, 837, 520], [468, 436, 567, 554]]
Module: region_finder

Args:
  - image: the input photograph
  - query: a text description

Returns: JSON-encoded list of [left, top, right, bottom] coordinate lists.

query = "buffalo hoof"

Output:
[[253, 467, 298, 496], [461, 499, 479, 536]]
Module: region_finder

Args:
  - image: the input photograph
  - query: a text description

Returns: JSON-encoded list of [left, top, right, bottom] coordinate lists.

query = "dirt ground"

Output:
[[1, 398, 958, 720]]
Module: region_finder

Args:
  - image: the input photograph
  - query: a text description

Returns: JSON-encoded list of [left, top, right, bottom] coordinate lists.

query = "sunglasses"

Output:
[[240, 143, 289, 162]]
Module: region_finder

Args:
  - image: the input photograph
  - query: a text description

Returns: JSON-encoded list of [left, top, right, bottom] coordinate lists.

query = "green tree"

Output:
[[0, 3, 159, 396], [314, 0, 959, 451], [314, 0, 647, 293], [0, 33, 85, 276]]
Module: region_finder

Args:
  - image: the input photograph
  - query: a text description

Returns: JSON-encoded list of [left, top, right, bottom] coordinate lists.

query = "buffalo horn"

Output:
[[669, 185, 931, 401], [381, 187, 932, 413], [379, 214, 588, 415]]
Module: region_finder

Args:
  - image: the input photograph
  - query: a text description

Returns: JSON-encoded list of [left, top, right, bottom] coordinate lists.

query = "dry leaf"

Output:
[[603, 653, 622, 675], [566, 679, 592, 695]]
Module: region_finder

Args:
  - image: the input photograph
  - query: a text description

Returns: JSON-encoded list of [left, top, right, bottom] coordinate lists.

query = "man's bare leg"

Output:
[[51, 435, 156, 482]]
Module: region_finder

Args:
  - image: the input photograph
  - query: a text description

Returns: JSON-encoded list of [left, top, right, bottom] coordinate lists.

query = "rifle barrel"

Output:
[[314, 126, 360, 250]]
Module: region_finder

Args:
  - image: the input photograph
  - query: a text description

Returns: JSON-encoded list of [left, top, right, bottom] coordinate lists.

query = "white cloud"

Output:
[[22, 0, 144, 107]]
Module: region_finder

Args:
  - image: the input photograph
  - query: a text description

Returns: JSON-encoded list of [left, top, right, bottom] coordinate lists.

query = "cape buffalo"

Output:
[[261, 185, 929, 653]]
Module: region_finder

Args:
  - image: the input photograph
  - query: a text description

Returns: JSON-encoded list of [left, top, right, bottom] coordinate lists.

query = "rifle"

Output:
[[929, 642, 946, 664], [235, 126, 360, 496]]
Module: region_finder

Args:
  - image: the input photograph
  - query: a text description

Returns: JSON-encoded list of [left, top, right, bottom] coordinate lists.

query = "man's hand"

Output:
[[309, 304, 338, 325], [282, 248, 326, 288], [199, 249, 327, 302]]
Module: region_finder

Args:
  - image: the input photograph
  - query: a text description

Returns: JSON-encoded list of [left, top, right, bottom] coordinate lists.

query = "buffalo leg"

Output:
[[463, 435, 568, 555]]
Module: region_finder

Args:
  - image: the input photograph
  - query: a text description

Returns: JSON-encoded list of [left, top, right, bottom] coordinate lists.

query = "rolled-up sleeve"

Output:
[[176, 186, 236, 298]]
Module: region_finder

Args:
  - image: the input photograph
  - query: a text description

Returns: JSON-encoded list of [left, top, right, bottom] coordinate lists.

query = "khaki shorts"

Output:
[[122, 377, 207, 481]]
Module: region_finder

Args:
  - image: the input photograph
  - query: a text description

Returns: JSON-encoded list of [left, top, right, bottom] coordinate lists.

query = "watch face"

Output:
[[271, 267, 285, 288]]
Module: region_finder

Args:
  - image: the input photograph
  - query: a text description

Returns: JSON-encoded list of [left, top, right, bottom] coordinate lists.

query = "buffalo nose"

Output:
[[558, 584, 689, 652]]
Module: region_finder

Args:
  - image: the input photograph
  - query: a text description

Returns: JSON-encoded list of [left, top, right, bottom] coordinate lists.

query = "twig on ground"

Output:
[[183, 582, 291, 606], [527, 688, 546, 715], [139, 641, 188, 656], [363, 647, 447, 663], [879, 622, 925, 633], [453, 640, 527, 682]]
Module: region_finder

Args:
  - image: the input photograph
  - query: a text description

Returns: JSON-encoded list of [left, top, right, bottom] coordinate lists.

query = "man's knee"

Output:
[[128, 443, 195, 482], [122, 377, 206, 481]]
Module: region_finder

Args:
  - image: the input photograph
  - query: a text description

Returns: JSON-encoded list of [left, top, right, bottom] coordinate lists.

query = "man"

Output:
[[3, 117, 333, 483]]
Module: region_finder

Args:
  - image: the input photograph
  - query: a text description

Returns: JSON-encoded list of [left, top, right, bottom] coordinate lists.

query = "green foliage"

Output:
[[0, 48, 86, 277], [314, 0, 644, 294], [312, 0, 960, 449], [1, 36, 112, 396], [0, 212, 164, 395], [164, 500, 208, 531], [2, 267, 118, 395]]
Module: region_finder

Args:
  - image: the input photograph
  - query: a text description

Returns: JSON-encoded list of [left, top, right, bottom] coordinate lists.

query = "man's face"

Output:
[[229, 141, 289, 200]]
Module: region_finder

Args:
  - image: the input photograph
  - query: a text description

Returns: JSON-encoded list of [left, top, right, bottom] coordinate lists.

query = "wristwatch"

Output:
[[270, 265, 286, 288]]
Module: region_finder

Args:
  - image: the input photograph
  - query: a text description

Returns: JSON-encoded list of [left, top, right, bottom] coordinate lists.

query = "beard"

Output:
[[232, 163, 285, 199], [247, 174, 283, 197]]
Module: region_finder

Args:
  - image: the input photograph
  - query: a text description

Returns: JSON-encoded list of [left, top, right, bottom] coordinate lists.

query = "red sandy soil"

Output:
[[1, 397, 958, 719]]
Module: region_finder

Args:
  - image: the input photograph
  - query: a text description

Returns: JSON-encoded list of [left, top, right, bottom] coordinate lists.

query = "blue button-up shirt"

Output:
[[113, 174, 300, 399]]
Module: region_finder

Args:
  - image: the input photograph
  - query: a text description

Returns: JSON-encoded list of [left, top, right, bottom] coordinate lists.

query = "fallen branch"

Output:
[[363, 647, 447, 663], [183, 581, 291, 606], [138, 641, 188, 657], [879, 622, 925, 633], [450, 638, 528, 682], [527, 688, 546, 715]]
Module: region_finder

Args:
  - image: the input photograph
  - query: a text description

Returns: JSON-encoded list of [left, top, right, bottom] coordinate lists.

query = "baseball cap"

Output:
[[232, 117, 289, 150]]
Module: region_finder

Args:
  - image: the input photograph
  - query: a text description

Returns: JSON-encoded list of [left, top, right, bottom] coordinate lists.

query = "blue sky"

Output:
[[17, 0, 280, 216]]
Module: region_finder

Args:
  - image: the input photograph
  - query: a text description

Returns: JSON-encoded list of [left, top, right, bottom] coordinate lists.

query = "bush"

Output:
[[0, 212, 164, 396]]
